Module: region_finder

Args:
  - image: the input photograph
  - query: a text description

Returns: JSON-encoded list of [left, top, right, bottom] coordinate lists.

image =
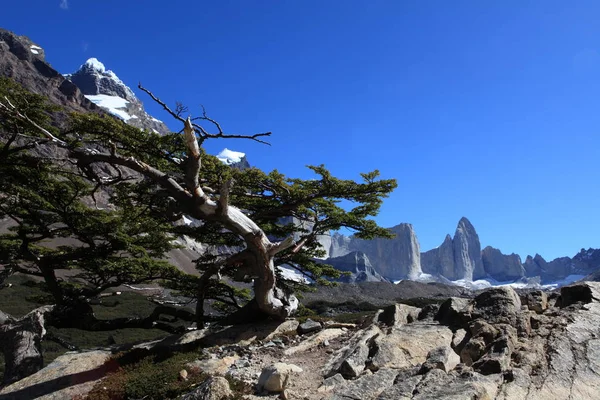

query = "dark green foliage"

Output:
[[0, 78, 185, 306], [0, 76, 397, 324]]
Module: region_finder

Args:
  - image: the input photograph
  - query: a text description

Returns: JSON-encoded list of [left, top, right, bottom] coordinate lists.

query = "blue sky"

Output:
[[3, 1, 599, 260]]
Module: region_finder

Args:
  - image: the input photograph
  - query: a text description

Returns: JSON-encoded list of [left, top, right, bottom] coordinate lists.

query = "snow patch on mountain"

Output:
[[217, 148, 245, 165], [30, 45, 42, 55], [84, 94, 132, 121], [84, 58, 106, 72]]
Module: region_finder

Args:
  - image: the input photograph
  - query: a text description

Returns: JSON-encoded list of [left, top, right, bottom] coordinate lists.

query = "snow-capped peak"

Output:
[[217, 148, 245, 165], [83, 57, 106, 72]]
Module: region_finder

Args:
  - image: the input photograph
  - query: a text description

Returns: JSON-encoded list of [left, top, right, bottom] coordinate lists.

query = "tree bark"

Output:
[[0, 306, 54, 385]]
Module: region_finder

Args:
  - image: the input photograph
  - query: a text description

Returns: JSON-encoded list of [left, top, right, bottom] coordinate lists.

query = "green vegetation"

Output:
[[85, 352, 209, 400], [0, 76, 397, 384], [0, 275, 170, 376]]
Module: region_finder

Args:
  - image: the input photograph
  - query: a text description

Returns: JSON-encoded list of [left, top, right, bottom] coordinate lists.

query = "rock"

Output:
[[417, 304, 440, 321], [412, 368, 498, 400], [298, 318, 322, 335], [376, 375, 422, 400], [419, 345, 461, 373], [318, 373, 346, 393], [472, 336, 512, 375], [323, 325, 380, 378], [323, 320, 357, 329], [181, 376, 232, 400], [481, 246, 525, 281], [327, 368, 398, 400], [559, 282, 600, 307], [471, 286, 522, 326], [451, 329, 468, 350], [371, 324, 454, 370], [179, 369, 189, 381], [257, 363, 303, 393], [522, 290, 548, 314], [435, 297, 471, 327], [265, 319, 300, 340], [378, 303, 420, 327], [469, 319, 499, 344], [185, 355, 239, 376], [0, 350, 112, 400], [460, 337, 486, 366], [284, 328, 346, 356]]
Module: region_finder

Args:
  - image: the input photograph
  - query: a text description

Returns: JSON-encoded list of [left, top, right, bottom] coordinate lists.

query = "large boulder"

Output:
[[0, 350, 112, 400], [471, 286, 522, 326], [257, 363, 303, 393], [180, 376, 232, 400]]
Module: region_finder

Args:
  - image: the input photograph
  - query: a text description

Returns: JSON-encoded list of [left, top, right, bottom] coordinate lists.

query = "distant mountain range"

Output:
[[1, 27, 597, 288], [319, 216, 599, 286]]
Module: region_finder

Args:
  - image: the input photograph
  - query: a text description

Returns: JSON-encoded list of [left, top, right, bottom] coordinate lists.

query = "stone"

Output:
[[419, 345, 461, 373], [179, 369, 189, 381], [318, 373, 346, 393], [435, 297, 471, 327], [460, 337, 486, 366], [472, 336, 512, 375], [185, 355, 239, 376], [323, 325, 381, 378], [378, 303, 420, 327], [471, 286, 522, 326], [0, 350, 111, 400], [327, 368, 398, 400], [371, 324, 454, 370], [284, 328, 346, 356], [298, 318, 322, 335], [559, 282, 600, 308], [451, 329, 468, 350], [376, 375, 422, 400], [180, 376, 232, 400], [522, 290, 548, 314], [257, 363, 303, 393]]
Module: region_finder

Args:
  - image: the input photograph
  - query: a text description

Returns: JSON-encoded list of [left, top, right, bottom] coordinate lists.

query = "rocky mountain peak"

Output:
[[0, 28, 45, 62], [68, 57, 136, 102], [217, 148, 250, 170], [452, 217, 485, 281], [66, 57, 170, 135]]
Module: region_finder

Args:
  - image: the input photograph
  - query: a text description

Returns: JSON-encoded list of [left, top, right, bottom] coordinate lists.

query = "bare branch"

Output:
[[137, 84, 186, 124], [268, 236, 296, 256], [0, 97, 66, 146]]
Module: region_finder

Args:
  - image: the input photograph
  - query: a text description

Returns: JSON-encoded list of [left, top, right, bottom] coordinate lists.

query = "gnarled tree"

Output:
[[0, 77, 397, 382]]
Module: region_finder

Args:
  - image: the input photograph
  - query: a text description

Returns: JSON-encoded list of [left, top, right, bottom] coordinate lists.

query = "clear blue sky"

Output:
[[3, 1, 599, 261]]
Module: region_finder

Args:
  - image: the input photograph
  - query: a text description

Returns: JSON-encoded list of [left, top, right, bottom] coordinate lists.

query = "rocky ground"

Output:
[[2, 282, 600, 399]]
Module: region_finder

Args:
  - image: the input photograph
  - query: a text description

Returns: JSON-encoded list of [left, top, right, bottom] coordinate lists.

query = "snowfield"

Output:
[[85, 94, 133, 121]]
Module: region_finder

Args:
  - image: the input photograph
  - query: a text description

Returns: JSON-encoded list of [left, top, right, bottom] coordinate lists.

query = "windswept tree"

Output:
[[0, 77, 397, 382]]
